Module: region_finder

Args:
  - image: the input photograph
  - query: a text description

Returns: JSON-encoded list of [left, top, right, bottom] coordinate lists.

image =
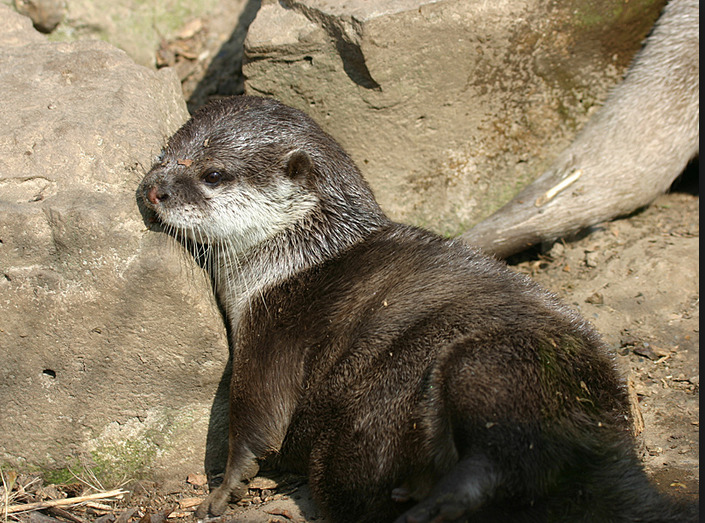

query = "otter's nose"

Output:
[[146, 185, 169, 205]]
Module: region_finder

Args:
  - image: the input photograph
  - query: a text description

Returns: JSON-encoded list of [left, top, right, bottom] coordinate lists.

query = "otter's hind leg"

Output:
[[393, 455, 502, 523]]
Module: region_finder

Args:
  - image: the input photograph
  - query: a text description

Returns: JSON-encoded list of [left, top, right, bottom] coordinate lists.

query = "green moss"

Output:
[[41, 465, 80, 485], [5, 405, 205, 491], [564, 0, 663, 31], [87, 408, 198, 486], [35, 412, 191, 487], [90, 438, 158, 484], [570, 0, 624, 29], [31, 436, 158, 488]]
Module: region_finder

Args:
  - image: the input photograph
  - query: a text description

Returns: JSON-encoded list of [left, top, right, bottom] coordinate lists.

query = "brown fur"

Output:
[[139, 96, 695, 522]]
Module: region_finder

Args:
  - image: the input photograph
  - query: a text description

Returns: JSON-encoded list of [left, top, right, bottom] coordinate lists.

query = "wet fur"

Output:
[[139, 96, 694, 522]]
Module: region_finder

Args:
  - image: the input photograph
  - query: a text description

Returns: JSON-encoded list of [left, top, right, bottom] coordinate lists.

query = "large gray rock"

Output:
[[243, 0, 665, 235], [0, 5, 228, 483]]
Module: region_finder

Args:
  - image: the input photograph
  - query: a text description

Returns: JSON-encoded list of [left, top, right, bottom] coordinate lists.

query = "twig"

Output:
[[534, 169, 582, 207], [2, 468, 17, 523], [4, 489, 128, 515], [47, 506, 86, 523]]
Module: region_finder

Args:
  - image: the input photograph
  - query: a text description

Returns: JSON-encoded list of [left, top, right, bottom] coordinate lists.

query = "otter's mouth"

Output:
[[143, 206, 161, 226]]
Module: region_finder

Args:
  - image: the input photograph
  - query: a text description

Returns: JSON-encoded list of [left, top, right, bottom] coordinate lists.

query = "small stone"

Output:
[[186, 473, 208, 487], [177, 18, 203, 40], [585, 292, 604, 305], [585, 251, 599, 268], [248, 476, 279, 490], [549, 242, 565, 257], [178, 497, 202, 509], [632, 343, 669, 361]]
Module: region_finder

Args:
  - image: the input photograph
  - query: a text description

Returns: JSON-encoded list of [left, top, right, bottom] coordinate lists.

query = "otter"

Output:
[[139, 96, 693, 522]]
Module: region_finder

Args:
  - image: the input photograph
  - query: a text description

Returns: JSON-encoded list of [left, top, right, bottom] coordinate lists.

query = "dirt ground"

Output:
[[5, 174, 698, 523]]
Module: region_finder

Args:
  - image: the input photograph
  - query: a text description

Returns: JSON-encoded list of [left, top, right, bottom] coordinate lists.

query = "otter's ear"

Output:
[[285, 149, 313, 180]]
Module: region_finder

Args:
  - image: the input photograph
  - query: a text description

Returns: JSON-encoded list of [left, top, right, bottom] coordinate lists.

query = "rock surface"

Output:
[[244, 0, 665, 235], [39, 0, 226, 67], [0, 5, 229, 481]]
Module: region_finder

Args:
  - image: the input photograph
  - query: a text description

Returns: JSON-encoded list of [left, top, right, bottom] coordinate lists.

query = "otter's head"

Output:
[[141, 96, 382, 255]]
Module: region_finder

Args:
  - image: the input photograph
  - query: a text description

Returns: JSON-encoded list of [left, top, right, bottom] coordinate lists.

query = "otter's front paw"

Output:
[[194, 482, 246, 519]]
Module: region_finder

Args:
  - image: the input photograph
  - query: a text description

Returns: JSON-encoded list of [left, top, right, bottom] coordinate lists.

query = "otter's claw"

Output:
[[195, 481, 247, 519]]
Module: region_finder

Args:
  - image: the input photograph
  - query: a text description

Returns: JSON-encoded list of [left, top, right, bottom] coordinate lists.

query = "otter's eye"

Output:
[[202, 171, 222, 186]]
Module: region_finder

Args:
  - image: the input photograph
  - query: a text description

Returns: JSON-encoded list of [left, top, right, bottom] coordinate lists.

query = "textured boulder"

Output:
[[0, 6, 228, 482], [243, 0, 665, 235]]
